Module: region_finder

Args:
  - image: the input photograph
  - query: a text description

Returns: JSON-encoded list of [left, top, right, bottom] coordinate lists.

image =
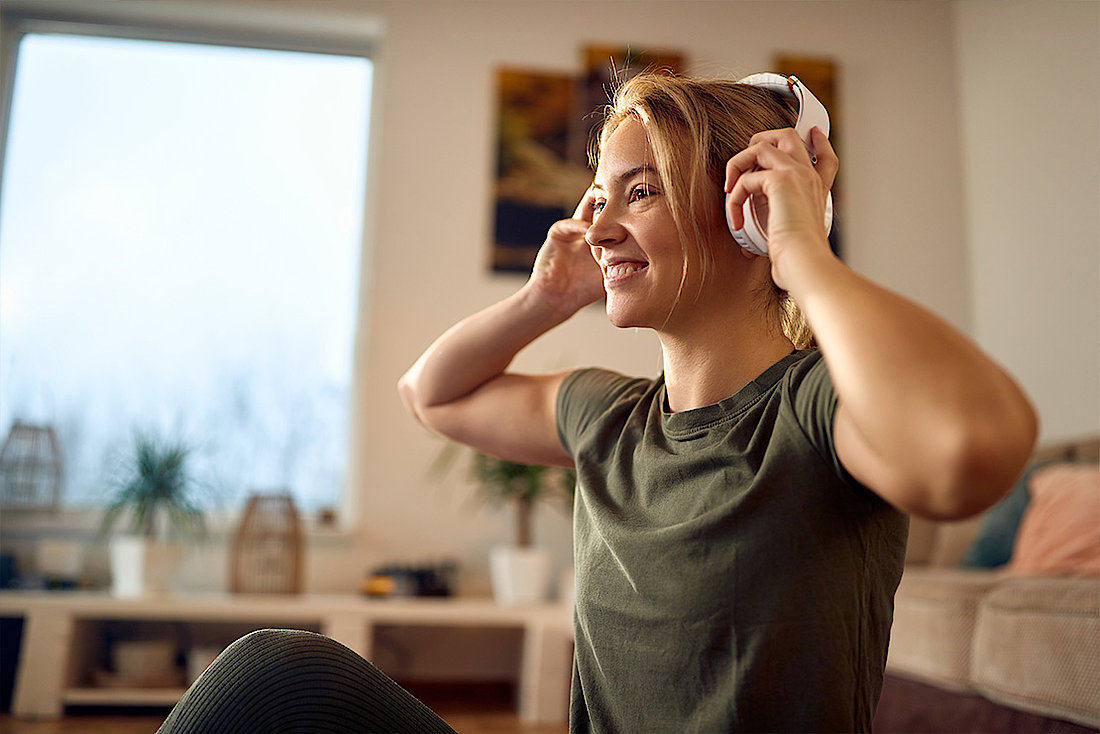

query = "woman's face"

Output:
[[587, 117, 691, 330]]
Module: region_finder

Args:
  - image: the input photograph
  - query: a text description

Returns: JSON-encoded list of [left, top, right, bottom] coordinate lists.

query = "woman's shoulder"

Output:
[[778, 348, 829, 391], [561, 367, 660, 408], [557, 368, 661, 450]]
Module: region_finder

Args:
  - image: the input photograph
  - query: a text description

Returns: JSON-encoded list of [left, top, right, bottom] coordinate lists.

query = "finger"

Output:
[[724, 191, 743, 231], [725, 142, 802, 192], [572, 186, 596, 222], [724, 168, 775, 231], [725, 169, 771, 212], [808, 127, 839, 190], [741, 128, 816, 172], [548, 217, 590, 243], [747, 127, 807, 154], [724, 154, 751, 193]]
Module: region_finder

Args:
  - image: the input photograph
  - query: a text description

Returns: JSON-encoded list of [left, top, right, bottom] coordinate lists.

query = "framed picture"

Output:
[[573, 46, 685, 168], [491, 69, 591, 273], [490, 47, 685, 274]]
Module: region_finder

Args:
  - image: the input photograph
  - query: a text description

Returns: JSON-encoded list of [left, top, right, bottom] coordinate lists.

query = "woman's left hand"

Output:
[[726, 128, 1038, 522], [723, 127, 838, 290]]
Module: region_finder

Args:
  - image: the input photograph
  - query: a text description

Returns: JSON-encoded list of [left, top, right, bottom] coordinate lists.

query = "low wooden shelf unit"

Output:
[[0, 591, 573, 724]]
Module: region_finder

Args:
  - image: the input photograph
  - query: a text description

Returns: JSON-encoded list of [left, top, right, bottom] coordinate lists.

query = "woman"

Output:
[[159, 72, 1036, 733], [397, 72, 1036, 732]]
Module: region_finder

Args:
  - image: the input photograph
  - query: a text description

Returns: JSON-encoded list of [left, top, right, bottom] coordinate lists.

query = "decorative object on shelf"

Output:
[[433, 442, 574, 603], [362, 560, 457, 598], [230, 493, 303, 594], [470, 452, 575, 605], [96, 638, 185, 689], [470, 453, 574, 549], [0, 421, 62, 510], [99, 433, 205, 597], [36, 538, 84, 589]]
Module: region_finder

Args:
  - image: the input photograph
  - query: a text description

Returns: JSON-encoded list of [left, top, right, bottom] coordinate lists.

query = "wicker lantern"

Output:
[[0, 422, 62, 510], [229, 493, 303, 594]]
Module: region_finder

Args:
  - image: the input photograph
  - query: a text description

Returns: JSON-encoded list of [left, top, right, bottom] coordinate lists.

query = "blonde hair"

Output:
[[590, 72, 814, 349]]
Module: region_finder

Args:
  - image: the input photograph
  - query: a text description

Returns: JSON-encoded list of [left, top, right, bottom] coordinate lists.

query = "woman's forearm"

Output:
[[398, 284, 568, 421]]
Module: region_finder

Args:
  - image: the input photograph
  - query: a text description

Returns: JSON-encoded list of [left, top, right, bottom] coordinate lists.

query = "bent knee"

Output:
[[222, 628, 347, 663]]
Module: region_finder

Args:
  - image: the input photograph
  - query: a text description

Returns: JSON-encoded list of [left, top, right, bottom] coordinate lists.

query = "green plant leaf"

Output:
[[98, 432, 206, 541]]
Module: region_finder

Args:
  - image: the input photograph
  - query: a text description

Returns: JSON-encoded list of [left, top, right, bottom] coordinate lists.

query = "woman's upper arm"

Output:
[[413, 371, 574, 468]]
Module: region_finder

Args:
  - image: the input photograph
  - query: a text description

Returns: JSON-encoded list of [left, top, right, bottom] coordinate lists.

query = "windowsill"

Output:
[[0, 507, 358, 545]]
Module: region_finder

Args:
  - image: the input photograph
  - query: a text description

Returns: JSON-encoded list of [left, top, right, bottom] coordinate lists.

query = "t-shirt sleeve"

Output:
[[556, 368, 648, 456], [786, 351, 868, 492]]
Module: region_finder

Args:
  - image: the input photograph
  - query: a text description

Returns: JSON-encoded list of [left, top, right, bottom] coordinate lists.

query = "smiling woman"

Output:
[[396, 71, 1036, 732], [0, 30, 371, 512]]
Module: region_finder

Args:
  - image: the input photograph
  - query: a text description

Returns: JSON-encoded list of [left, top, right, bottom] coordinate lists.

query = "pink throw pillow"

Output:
[[1008, 463, 1100, 576]]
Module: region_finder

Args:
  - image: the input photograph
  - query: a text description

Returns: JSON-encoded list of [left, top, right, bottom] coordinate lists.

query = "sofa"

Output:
[[874, 436, 1100, 733]]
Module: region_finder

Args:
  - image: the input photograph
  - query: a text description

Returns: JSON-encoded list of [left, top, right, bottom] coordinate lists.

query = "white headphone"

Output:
[[726, 73, 834, 257]]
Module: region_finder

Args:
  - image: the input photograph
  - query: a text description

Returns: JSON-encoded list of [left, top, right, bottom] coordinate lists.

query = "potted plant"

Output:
[[99, 433, 205, 596], [468, 452, 574, 605]]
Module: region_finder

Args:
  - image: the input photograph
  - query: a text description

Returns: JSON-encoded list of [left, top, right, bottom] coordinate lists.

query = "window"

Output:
[[0, 21, 372, 514]]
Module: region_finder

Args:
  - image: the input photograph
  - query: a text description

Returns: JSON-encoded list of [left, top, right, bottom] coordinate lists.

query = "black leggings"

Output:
[[157, 629, 458, 734]]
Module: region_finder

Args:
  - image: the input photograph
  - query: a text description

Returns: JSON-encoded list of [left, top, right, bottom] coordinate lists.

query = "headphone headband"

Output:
[[737, 73, 831, 141]]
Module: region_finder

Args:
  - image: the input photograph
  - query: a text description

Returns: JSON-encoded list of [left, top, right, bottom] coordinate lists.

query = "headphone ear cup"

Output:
[[728, 190, 833, 256], [726, 192, 768, 256]]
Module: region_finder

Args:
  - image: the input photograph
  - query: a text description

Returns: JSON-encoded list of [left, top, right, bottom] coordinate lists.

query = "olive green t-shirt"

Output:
[[556, 349, 908, 733]]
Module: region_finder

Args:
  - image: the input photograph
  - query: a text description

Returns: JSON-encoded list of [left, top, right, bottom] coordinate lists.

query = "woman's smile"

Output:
[[602, 259, 649, 285]]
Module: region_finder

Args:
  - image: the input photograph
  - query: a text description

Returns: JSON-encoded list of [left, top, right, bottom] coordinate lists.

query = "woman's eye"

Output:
[[592, 200, 606, 214], [630, 185, 654, 202]]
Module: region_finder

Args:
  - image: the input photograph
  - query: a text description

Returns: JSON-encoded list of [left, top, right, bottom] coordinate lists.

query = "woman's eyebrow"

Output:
[[591, 164, 660, 191]]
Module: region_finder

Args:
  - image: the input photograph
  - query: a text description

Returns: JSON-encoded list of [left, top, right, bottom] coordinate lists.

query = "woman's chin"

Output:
[[604, 301, 650, 330]]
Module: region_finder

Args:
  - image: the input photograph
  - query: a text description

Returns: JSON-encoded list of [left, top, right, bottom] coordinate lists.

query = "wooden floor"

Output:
[[0, 684, 569, 734]]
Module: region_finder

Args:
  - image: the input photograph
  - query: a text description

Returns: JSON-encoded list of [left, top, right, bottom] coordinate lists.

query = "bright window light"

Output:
[[0, 34, 371, 512]]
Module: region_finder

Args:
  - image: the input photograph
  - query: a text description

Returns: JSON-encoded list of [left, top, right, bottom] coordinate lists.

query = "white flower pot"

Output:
[[489, 545, 550, 605], [109, 536, 180, 597]]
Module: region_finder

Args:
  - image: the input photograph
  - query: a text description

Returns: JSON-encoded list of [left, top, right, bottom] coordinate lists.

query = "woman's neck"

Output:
[[659, 311, 795, 413]]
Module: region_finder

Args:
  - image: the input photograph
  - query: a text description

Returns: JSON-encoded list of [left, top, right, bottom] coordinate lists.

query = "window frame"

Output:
[[0, 1, 382, 538]]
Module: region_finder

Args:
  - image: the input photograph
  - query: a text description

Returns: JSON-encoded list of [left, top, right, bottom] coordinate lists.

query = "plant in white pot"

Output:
[[469, 452, 574, 605], [99, 434, 205, 596]]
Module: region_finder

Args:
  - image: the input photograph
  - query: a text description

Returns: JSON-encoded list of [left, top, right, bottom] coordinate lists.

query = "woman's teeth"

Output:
[[605, 263, 647, 278]]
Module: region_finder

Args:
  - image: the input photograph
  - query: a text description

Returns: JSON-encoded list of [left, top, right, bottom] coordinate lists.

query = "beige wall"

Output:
[[953, 0, 1100, 445]]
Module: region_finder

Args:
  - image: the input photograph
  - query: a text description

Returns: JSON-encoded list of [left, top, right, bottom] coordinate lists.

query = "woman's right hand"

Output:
[[525, 189, 606, 319]]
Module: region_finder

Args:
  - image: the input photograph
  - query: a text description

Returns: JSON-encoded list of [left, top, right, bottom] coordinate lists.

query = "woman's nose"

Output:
[[585, 213, 626, 247]]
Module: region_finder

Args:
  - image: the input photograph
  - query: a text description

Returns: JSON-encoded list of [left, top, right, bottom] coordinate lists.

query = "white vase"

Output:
[[109, 536, 180, 597], [489, 545, 550, 605]]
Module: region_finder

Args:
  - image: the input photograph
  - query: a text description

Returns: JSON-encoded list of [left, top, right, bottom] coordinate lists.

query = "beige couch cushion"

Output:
[[886, 567, 1003, 691], [971, 575, 1100, 729]]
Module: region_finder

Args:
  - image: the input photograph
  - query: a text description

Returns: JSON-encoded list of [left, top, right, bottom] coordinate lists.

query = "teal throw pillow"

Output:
[[959, 463, 1042, 568]]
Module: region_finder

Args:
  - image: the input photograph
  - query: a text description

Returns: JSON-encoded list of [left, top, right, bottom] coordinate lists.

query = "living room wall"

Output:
[[952, 0, 1099, 445]]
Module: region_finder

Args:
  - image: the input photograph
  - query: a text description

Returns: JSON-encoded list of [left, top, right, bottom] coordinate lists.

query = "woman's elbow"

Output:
[[920, 398, 1039, 520], [397, 372, 428, 427]]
